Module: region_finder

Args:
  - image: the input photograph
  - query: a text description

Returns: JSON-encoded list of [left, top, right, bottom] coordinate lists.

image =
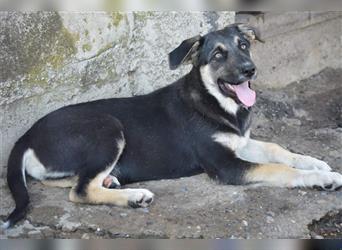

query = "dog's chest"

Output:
[[212, 130, 250, 152]]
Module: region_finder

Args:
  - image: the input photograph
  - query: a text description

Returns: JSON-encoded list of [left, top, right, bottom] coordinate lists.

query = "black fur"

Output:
[[6, 138, 29, 228], [4, 23, 261, 227], [168, 35, 202, 69]]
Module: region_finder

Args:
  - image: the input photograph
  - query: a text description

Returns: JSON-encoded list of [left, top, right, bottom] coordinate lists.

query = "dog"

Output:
[[3, 23, 342, 229]]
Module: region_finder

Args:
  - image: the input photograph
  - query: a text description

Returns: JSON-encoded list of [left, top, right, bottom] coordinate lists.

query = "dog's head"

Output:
[[169, 23, 263, 111]]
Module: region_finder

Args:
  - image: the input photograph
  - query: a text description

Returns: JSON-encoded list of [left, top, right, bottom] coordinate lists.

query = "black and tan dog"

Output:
[[3, 24, 342, 228]]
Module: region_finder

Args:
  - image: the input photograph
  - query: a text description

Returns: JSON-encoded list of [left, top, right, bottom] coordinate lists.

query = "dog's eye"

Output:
[[240, 43, 248, 50], [213, 51, 223, 60], [213, 50, 227, 61]]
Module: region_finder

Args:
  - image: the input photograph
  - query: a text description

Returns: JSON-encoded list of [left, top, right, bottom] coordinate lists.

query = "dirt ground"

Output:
[[0, 67, 341, 239]]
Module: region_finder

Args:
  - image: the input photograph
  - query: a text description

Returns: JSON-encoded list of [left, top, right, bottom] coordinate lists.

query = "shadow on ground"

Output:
[[1, 67, 341, 239]]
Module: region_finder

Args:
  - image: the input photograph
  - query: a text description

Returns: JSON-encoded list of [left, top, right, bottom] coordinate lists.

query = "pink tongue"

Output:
[[231, 81, 256, 107]]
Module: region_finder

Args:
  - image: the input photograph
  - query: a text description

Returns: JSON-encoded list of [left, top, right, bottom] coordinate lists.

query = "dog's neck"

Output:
[[180, 67, 252, 135]]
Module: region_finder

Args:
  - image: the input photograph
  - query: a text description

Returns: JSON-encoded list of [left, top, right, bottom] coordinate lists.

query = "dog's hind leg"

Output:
[[69, 167, 154, 208], [69, 184, 154, 208], [68, 135, 154, 208]]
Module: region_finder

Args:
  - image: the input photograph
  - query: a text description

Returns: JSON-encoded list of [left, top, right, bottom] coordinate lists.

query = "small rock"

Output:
[[61, 223, 79, 232], [310, 232, 324, 239], [27, 230, 42, 239], [95, 228, 105, 236], [0, 234, 7, 239], [120, 213, 128, 217], [146, 220, 153, 226], [41, 228, 55, 238], [82, 233, 90, 239], [266, 211, 275, 217], [138, 208, 149, 213], [242, 220, 248, 227], [266, 216, 274, 224], [298, 190, 307, 196]]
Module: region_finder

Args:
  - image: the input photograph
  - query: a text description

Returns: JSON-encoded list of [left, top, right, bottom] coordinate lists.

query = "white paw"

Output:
[[293, 155, 332, 171], [126, 188, 154, 208], [293, 170, 342, 191]]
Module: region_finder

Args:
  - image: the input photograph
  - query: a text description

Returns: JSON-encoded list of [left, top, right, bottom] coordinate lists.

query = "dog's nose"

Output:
[[241, 63, 256, 78]]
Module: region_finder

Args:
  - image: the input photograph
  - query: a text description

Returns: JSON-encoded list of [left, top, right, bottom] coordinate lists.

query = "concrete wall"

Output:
[[237, 12, 342, 88], [0, 11, 235, 167]]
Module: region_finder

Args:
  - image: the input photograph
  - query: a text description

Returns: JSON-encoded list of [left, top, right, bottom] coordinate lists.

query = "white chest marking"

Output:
[[212, 130, 250, 152]]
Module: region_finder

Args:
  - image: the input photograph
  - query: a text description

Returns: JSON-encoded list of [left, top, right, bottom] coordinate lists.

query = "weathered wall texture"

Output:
[[0, 11, 235, 167], [239, 12, 342, 88]]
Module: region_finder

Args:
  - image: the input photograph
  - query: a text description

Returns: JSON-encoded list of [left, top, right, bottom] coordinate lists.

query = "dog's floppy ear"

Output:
[[168, 35, 202, 70], [237, 24, 264, 43]]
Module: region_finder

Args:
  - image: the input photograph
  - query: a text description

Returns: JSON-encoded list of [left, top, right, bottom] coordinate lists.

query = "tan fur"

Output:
[[237, 139, 295, 166], [237, 138, 332, 172], [69, 186, 131, 206], [42, 176, 78, 188], [244, 164, 298, 187], [262, 141, 296, 165], [265, 142, 293, 159], [68, 140, 127, 205], [69, 180, 153, 207], [65, 137, 134, 206], [68, 157, 153, 207]]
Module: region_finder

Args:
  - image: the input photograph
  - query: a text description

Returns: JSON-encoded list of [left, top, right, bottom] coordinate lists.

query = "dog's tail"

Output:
[[2, 138, 29, 229]]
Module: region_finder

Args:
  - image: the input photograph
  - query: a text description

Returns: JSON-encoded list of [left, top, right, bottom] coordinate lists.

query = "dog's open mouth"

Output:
[[218, 79, 256, 107]]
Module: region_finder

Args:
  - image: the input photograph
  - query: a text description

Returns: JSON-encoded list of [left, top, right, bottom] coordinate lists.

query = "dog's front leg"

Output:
[[236, 139, 332, 171], [198, 142, 342, 190]]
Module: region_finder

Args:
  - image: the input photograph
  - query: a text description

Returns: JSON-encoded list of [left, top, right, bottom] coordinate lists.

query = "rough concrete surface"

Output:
[[1, 68, 341, 239]]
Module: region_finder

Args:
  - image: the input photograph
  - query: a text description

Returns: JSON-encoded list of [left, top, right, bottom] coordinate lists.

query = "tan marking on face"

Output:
[[215, 42, 227, 51], [234, 35, 240, 45]]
